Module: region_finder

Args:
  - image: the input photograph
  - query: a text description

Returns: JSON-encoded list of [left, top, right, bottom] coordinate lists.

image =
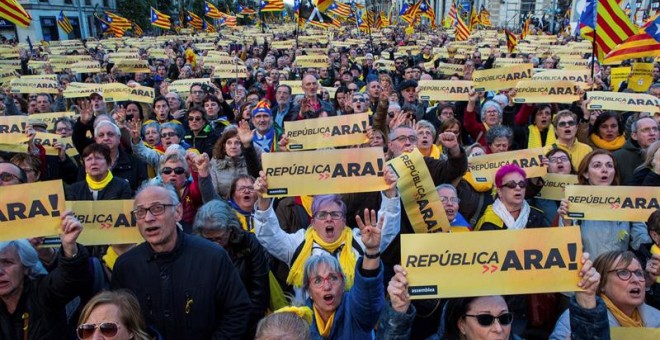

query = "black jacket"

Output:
[[112, 230, 252, 340], [632, 167, 660, 186], [0, 245, 90, 340], [77, 149, 148, 192], [65, 176, 133, 200]]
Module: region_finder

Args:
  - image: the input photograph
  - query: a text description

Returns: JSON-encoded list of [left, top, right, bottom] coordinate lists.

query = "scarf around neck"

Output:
[[602, 294, 644, 327], [492, 198, 530, 230], [528, 124, 557, 149], [590, 134, 625, 151], [86, 171, 113, 191]]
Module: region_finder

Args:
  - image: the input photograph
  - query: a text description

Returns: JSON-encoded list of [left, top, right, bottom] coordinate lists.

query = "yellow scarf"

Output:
[[287, 227, 356, 289], [300, 195, 314, 217], [276, 306, 313, 325], [528, 124, 557, 149], [102, 246, 119, 271], [422, 144, 442, 159], [235, 212, 250, 232], [601, 294, 644, 327], [590, 134, 626, 151], [86, 171, 113, 191], [462, 171, 493, 193], [314, 306, 336, 338]]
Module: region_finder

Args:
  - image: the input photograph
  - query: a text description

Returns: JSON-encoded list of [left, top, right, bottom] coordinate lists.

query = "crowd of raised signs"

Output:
[[0, 22, 659, 340]]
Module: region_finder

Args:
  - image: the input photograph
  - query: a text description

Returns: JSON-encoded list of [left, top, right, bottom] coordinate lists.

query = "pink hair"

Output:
[[494, 164, 526, 188]]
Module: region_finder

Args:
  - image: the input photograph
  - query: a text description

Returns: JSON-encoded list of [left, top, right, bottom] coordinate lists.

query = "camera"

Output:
[[201, 83, 215, 94]]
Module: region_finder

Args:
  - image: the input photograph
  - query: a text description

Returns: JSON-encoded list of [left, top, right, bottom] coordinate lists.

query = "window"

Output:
[[40, 17, 60, 41], [64, 0, 73, 4], [103, 0, 109, 6], [85, 0, 92, 5]]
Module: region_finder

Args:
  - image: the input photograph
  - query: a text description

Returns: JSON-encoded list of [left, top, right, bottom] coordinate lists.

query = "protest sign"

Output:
[[169, 78, 210, 94], [536, 174, 579, 201], [532, 69, 590, 90], [0, 68, 19, 85], [472, 64, 533, 91], [610, 67, 631, 92], [69, 60, 102, 73], [468, 148, 547, 182], [212, 63, 250, 79], [388, 149, 450, 233], [0, 181, 65, 242], [0, 116, 28, 153], [434, 62, 464, 76], [513, 80, 579, 104], [565, 186, 659, 222], [42, 200, 143, 246], [114, 59, 151, 73], [628, 63, 654, 92], [34, 132, 77, 157], [586, 91, 659, 113], [101, 83, 131, 102], [285, 113, 369, 150], [295, 55, 328, 68], [10, 77, 59, 94], [401, 228, 583, 299], [279, 80, 306, 95], [610, 327, 660, 339], [418, 80, 473, 101], [262, 147, 388, 197], [63, 83, 103, 98], [29, 111, 78, 130]]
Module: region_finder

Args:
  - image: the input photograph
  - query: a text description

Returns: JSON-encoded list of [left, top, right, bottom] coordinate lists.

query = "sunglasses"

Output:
[[161, 132, 177, 138], [500, 180, 527, 189], [352, 97, 366, 103], [464, 312, 514, 327], [161, 166, 186, 175], [0, 172, 23, 183], [557, 120, 577, 128], [77, 322, 119, 339], [188, 116, 204, 122]]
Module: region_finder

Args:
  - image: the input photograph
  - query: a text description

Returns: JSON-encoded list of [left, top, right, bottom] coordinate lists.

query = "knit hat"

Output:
[[252, 100, 272, 116]]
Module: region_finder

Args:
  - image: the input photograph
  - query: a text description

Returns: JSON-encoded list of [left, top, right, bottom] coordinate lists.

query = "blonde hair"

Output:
[[255, 312, 311, 340], [78, 290, 152, 340]]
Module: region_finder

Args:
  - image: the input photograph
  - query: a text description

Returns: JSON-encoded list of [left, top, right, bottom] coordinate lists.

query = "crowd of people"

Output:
[[0, 21, 659, 340]]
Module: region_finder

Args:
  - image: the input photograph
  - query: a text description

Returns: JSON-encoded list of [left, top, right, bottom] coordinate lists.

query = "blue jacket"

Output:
[[308, 258, 385, 339], [550, 296, 611, 340]]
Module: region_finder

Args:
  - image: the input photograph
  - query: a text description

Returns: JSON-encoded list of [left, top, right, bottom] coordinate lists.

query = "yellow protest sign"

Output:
[[279, 80, 305, 95], [610, 66, 631, 92], [69, 60, 102, 73], [402, 228, 583, 299], [285, 113, 369, 150], [10, 77, 59, 94], [586, 91, 660, 113], [610, 327, 660, 340], [494, 57, 525, 67], [536, 174, 579, 201], [0, 116, 28, 152], [29, 111, 78, 130], [169, 78, 210, 95], [0, 180, 66, 242], [212, 63, 250, 79], [101, 83, 131, 102], [262, 147, 388, 197], [513, 80, 579, 104], [42, 200, 142, 246], [565, 186, 659, 222], [63, 83, 103, 99], [115, 59, 151, 73], [295, 55, 328, 68], [532, 69, 591, 90], [34, 132, 77, 156], [418, 80, 473, 101], [388, 149, 450, 233], [628, 63, 654, 92], [468, 148, 547, 182], [435, 62, 464, 76], [128, 84, 155, 103], [473, 64, 533, 92], [0, 68, 19, 85], [271, 40, 296, 49]]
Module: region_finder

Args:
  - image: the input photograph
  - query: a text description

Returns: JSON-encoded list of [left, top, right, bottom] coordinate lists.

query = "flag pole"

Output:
[[590, 0, 597, 80]]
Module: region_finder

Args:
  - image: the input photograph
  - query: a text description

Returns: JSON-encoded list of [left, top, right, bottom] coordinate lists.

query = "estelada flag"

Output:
[[0, 0, 32, 28]]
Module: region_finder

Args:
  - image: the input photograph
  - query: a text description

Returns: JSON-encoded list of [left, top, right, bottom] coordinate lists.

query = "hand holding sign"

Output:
[[575, 253, 600, 309], [387, 265, 411, 313], [254, 170, 270, 210], [645, 254, 660, 284], [60, 210, 83, 258]]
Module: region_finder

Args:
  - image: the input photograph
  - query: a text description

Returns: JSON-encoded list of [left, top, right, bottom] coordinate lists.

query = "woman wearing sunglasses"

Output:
[[551, 250, 660, 338], [380, 253, 607, 340], [77, 290, 155, 340], [557, 150, 651, 259]]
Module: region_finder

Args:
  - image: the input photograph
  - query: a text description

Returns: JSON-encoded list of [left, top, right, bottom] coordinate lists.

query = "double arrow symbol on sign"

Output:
[[481, 264, 498, 274]]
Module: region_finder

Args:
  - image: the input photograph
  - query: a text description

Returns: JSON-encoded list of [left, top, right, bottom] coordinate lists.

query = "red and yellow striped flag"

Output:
[[0, 0, 31, 28], [455, 14, 470, 41], [595, 0, 637, 60]]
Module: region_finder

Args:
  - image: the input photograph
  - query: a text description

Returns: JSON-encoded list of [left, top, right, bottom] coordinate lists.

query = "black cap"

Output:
[[398, 79, 418, 92]]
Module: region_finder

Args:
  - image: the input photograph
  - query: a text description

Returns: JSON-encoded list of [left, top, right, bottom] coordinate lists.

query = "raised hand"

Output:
[[356, 208, 383, 252], [78, 99, 93, 124], [60, 210, 83, 258], [388, 265, 411, 313], [253, 170, 271, 210], [575, 253, 600, 309], [437, 132, 459, 155], [237, 120, 254, 147], [194, 152, 211, 177]]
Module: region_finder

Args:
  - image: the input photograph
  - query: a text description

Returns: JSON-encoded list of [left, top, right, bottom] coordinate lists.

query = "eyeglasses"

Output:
[[557, 120, 577, 128], [191, 90, 204, 95], [391, 135, 418, 143], [352, 97, 366, 103], [347, 88, 358, 92], [0, 172, 23, 183], [236, 185, 254, 192], [188, 116, 204, 122], [314, 211, 344, 220], [548, 156, 569, 163], [76, 322, 120, 339], [310, 273, 343, 287], [608, 268, 646, 281], [638, 126, 659, 134], [161, 166, 186, 175], [439, 196, 460, 204], [161, 132, 177, 138], [499, 180, 527, 189], [132, 203, 177, 219], [464, 313, 514, 327], [56, 127, 72, 133]]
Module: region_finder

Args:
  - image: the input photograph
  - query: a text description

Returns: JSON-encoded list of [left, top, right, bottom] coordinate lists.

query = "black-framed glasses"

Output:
[[132, 203, 177, 219], [464, 313, 514, 327], [77, 322, 119, 339], [161, 167, 185, 175], [548, 156, 569, 163], [188, 116, 204, 122], [391, 135, 418, 143], [161, 132, 177, 138], [499, 181, 527, 189], [557, 120, 577, 128], [0, 172, 23, 183], [352, 97, 366, 103], [607, 268, 645, 281], [314, 211, 344, 220]]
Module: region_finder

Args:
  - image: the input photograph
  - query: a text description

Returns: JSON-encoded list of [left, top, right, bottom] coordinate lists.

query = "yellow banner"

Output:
[[101, 83, 131, 102], [128, 85, 155, 103], [0, 68, 19, 85], [285, 113, 369, 150], [388, 149, 450, 233], [170, 78, 210, 95], [34, 132, 78, 157], [271, 40, 296, 49], [494, 57, 526, 67], [0, 181, 66, 242], [42, 200, 143, 246], [279, 80, 305, 95], [69, 60, 102, 73], [532, 69, 590, 90], [473, 64, 533, 92], [536, 174, 579, 201], [435, 62, 464, 76], [610, 66, 631, 92], [418, 80, 473, 101], [513, 80, 579, 104], [212, 63, 250, 79], [402, 228, 583, 299], [586, 91, 660, 113], [115, 59, 151, 73], [628, 63, 654, 92], [0, 116, 28, 151], [468, 148, 547, 182], [63, 83, 103, 99], [611, 327, 660, 339], [29, 111, 78, 130], [295, 55, 328, 68], [10, 77, 59, 94], [262, 147, 389, 197], [565, 186, 658, 222]]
